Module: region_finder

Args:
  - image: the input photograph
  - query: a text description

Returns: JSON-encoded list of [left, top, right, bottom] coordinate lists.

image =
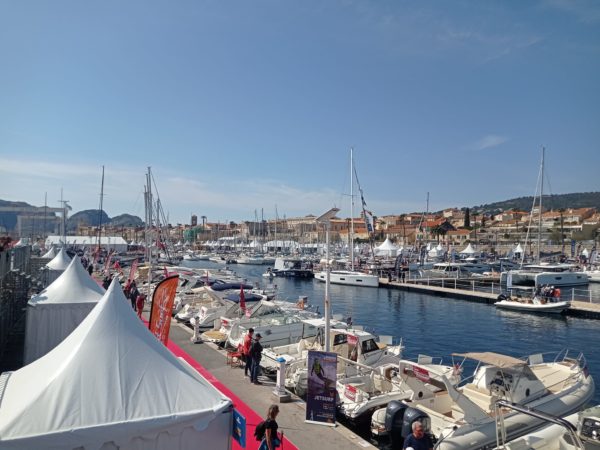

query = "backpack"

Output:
[[254, 420, 266, 441]]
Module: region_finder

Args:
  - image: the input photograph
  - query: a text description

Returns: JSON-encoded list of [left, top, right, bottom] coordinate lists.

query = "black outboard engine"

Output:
[[497, 293, 508, 301], [385, 401, 408, 448], [399, 407, 430, 448]]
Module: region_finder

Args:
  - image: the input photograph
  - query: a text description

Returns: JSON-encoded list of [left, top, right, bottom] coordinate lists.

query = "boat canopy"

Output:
[[453, 352, 526, 368]]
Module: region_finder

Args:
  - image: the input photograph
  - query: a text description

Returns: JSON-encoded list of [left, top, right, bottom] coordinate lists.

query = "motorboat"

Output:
[[495, 404, 600, 449], [180, 289, 265, 325], [314, 270, 379, 287], [495, 288, 571, 314], [262, 257, 314, 279], [339, 356, 461, 425], [281, 328, 404, 397], [226, 306, 320, 350], [501, 264, 589, 288], [369, 350, 594, 450]]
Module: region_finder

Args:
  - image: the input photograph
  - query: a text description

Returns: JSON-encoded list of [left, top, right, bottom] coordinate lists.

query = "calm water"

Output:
[[183, 261, 600, 404]]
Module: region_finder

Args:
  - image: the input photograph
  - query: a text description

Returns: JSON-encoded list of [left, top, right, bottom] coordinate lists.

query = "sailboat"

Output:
[[314, 149, 379, 288], [498, 148, 588, 289]]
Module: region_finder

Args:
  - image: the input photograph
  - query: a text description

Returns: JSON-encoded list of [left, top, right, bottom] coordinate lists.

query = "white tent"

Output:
[[41, 246, 57, 259], [581, 248, 589, 257], [459, 243, 476, 254], [0, 280, 232, 450], [45, 247, 72, 271], [375, 237, 398, 257], [514, 243, 524, 254], [24, 257, 105, 364], [44, 247, 72, 286], [428, 243, 446, 258]]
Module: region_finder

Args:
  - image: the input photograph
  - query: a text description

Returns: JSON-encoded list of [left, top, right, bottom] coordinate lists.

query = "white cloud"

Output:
[[470, 135, 509, 151]]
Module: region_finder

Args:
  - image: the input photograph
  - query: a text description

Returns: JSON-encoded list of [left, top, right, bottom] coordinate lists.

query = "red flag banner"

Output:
[[128, 259, 138, 283], [239, 284, 246, 310], [149, 274, 179, 345]]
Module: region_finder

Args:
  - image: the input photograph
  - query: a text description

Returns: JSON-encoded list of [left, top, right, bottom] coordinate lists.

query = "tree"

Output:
[[464, 208, 471, 228]]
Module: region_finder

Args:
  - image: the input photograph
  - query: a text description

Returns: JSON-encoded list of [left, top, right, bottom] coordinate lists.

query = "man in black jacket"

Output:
[[250, 333, 263, 384]]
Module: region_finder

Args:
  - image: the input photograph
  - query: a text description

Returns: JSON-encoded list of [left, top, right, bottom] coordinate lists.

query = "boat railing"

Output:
[[493, 399, 584, 449]]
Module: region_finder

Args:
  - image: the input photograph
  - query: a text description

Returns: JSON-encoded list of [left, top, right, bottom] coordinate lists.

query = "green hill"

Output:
[[472, 192, 600, 214]]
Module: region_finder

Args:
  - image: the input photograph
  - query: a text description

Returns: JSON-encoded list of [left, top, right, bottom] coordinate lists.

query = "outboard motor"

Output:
[[385, 401, 408, 448], [497, 293, 508, 301], [399, 407, 430, 448]]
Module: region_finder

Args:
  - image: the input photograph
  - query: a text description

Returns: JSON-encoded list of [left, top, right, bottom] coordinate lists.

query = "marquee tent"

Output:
[[41, 246, 57, 259], [459, 243, 476, 255], [44, 247, 72, 286], [375, 237, 398, 257], [0, 280, 232, 450], [514, 243, 524, 255], [24, 257, 105, 364]]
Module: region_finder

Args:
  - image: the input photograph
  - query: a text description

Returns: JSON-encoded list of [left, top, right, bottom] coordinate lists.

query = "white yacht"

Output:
[[501, 263, 589, 288], [314, 270, 379, 287], [369, 350, 594, 450], [340, 356, 461, 424]]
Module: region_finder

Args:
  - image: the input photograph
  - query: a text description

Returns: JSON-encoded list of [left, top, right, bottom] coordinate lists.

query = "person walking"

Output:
[[258, 404, 281, 450], [250, 333, 263, 384], [129, 281, 139, 310], [136, 293, 146, 319], [242, 328, 255, 377]]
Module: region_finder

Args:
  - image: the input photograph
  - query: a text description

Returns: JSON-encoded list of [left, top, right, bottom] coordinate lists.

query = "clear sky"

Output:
[[1, 1, 599, 224]]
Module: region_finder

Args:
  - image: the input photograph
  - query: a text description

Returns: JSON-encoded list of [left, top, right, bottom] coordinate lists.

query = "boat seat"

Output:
[[373, 375, 393, 393], [459, 383, 497, 412]]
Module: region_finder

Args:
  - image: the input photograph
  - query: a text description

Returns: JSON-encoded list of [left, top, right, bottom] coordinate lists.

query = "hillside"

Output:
[[66, 210, 143, 231], [472, 192, 600, 214]]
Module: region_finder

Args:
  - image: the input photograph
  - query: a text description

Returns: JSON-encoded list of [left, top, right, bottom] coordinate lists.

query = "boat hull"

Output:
[[314, 270, 379, 287], [494, 300, 571, 314]]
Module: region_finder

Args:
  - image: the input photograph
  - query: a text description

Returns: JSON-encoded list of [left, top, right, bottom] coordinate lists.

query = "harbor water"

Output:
[[183, 260, 600, 405]]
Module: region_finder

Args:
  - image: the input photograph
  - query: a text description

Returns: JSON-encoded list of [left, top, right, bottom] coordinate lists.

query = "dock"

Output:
[[379, 279, 600, 319], [167, 320, 377, 450]]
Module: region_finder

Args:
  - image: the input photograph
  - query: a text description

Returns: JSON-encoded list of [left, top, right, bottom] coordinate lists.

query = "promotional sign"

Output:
[[306, 350, 337, 426], [413, 365, 431, 383], [571, 240, 576, 257], [232, 409, 246, 448], [148, 274, 179, 345], [127, 259, 138, 283]]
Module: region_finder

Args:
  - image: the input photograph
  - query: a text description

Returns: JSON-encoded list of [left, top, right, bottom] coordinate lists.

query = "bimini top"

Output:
[[453, 352, 527, 368]]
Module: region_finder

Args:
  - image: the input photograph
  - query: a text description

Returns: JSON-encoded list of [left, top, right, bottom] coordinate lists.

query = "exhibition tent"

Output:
[[0, 280, 232, 450]]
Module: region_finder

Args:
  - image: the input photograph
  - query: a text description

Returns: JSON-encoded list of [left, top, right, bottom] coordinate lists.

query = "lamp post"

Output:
[[317, 207, 340, 353]]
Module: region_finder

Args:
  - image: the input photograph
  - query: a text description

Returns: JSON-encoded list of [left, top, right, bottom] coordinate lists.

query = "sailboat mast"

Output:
[[350, 147, 355, 271], [537, 147, 545, 262], [97, 166, 105, 251]]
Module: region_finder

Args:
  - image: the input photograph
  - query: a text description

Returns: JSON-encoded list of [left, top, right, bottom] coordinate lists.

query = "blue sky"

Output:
[[1, 0, 599, 224]]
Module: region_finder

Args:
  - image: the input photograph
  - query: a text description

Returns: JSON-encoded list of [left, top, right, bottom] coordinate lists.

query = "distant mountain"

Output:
[[66, 209, 143, 231], [472, 192, 600, 214], [110, 214, 144, 227]]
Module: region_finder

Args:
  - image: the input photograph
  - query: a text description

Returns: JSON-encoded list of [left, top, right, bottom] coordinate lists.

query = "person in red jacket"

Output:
[[136, 293, 146, 319], [242, 328, 255, 377]]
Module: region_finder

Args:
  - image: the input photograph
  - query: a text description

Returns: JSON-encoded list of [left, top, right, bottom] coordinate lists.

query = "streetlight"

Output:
[[316, 207, 340, 352]]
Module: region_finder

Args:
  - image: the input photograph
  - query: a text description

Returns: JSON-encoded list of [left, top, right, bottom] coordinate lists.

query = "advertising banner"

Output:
[[149, 274, 179, 345], [232, 409, 246, 448], [306, 350, 337, 426], [127, 259, 138, 283]]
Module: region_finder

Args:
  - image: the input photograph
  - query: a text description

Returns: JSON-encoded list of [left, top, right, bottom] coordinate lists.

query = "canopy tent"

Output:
[[44, 247, 72, 286], [0, 280, 232, 450], [41, 246, 57, 259], [459, 243, 476, 255], [581, 248, 589, 257], [375, 237, 398, 257], [514, 243, 524, 255], [263, 240, 300, 251], [24, 257, 105, 364]]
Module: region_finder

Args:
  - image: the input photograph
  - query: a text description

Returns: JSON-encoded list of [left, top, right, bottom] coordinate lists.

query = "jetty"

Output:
[[379, 279, 600, 319]]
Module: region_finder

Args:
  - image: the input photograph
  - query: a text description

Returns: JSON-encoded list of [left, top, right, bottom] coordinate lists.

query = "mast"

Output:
[[350, 148, 355, 271], [537, 147, 545, 262], [97, 166, 105, 251], [145, 168, 153, 294]]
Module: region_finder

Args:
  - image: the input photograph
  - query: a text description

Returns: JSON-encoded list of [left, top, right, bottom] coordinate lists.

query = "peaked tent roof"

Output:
[[45, 247, 71, 270], [29, 257, 105, 306], [514, 243, 524, 254], [0, 279, 232, 449], [459, 243, 476, 254], [41, 247, 57, 259], [376, 237, 398, 251]]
